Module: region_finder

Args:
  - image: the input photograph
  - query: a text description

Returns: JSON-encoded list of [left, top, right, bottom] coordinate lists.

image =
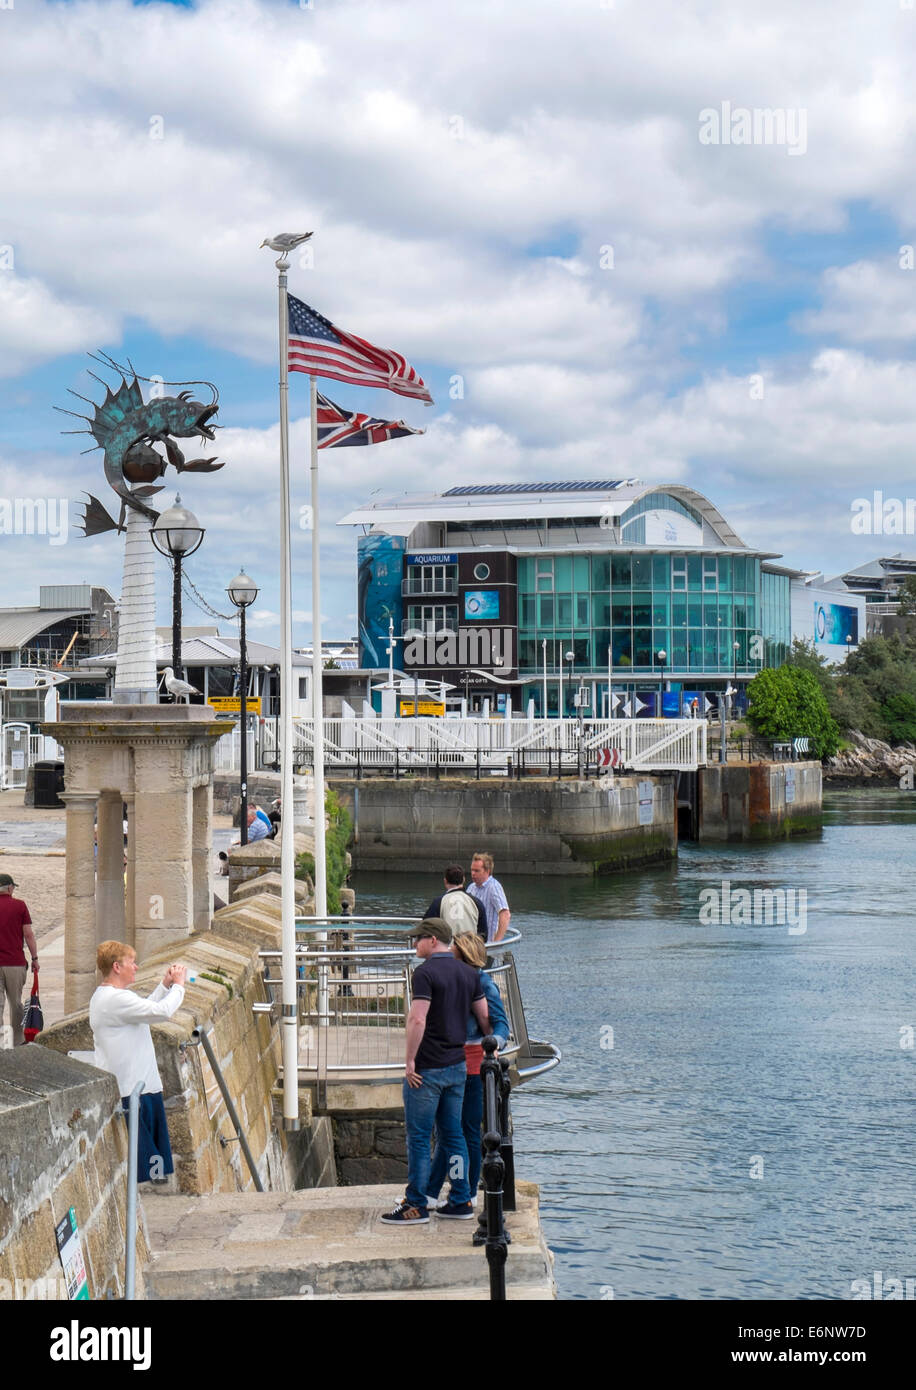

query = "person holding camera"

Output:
[[89, 941, 187, 1183]]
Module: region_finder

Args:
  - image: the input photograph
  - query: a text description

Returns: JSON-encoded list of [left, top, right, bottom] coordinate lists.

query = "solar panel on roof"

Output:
[[443, 480, 635, 497]]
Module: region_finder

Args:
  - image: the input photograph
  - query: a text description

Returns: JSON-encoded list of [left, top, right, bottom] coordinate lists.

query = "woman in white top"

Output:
[[89, 940, 186, 1183]]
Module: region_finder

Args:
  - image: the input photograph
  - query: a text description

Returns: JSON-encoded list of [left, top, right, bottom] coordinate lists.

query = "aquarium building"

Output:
[[339, 481, 851, 717]]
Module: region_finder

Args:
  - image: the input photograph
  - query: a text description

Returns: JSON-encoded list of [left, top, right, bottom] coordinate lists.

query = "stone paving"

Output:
[[141, 1181, 556, 1299]]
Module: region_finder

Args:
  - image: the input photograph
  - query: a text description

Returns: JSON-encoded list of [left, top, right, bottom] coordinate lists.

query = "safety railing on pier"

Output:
[[258, 919, 560, 1109], [254, 716, 706, 775]]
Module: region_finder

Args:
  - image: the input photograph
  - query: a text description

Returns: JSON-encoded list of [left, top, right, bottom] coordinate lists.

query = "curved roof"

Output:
[[0, 609, 87, 650], [338, 481, 749, 548]]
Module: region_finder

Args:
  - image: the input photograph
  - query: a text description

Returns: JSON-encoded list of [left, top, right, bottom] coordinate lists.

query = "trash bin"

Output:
[[33, 760, 65, 808]]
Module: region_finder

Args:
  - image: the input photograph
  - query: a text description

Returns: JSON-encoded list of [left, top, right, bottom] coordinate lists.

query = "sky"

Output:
[[3, 0, 916, 646]]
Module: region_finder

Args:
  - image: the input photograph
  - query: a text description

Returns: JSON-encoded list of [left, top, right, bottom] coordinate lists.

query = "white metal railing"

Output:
[[211, 727, 259, 774], [258, 921, 559, 1104], [277, 716, 706, 772]]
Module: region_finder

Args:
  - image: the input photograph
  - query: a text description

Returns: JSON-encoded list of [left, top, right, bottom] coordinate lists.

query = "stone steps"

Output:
[[141, 1181, 554, 1301]]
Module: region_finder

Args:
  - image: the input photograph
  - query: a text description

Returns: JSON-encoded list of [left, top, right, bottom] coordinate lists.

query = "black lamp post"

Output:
[[657, 648, 667, 713], [228, 568, 259, 846], [565, 649, 575, 717], [151, 495, 205, 683]]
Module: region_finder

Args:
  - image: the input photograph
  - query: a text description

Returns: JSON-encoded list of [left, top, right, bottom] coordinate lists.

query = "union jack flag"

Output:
[[288, 294, 433, 403], [316, 391, 425, 449]]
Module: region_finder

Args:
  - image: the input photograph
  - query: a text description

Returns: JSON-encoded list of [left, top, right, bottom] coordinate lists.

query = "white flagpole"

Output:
[[309, 376, 329, 1028], [275, 249, 299, 1131]]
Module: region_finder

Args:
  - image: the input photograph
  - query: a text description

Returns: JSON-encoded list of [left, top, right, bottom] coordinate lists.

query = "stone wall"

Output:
[[213, 772, 281, 820], [698, 761, 822, 841], [224, 833, 315, 903], [331, 774, 677, 875], [332, 1113, 407, 1186], [0, 1046, 143, 1300]]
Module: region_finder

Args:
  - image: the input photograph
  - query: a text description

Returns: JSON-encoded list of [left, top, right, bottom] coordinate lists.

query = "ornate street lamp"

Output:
[[151, 495, 205, 682], [228, 568, 259, 846], [657, 648, 667, 713]]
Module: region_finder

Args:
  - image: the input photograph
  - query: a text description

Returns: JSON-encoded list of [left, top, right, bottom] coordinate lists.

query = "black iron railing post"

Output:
[[499, 1054, 516, 1211], [473, 1036, 508, 1298]]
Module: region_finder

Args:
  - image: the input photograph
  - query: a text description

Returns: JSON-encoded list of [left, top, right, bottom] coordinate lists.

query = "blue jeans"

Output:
[[428, 1072, 483, 1202], [403, 1062, 469, 1207]]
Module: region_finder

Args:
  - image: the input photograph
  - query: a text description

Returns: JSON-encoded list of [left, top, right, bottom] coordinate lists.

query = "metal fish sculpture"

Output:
[[57, 354, 225, 534]]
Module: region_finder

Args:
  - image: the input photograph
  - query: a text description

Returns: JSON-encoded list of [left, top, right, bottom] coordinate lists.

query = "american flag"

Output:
[[316, 391, 425, 449], [288, 294, 433, 403]]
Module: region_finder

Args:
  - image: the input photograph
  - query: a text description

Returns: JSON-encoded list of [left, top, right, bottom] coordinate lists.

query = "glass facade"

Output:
[[517, 551, 761, 676], [760, 569, 790, 668]]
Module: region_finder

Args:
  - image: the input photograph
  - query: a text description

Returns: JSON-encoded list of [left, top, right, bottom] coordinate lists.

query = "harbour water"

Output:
[[353, 789, 916, 1301]]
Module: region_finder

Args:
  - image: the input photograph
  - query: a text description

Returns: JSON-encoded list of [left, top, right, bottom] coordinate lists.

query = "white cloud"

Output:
[[5, 0, 916, 638], [796, 259, 916, 343], [0, 274, 116, 376]]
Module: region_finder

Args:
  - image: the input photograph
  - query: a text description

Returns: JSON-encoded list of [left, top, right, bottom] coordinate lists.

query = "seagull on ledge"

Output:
[[260, 232, 313, 252], [161, 666, 200, 703]]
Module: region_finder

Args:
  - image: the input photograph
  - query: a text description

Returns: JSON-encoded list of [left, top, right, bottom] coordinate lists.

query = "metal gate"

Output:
[[1, 722, 31, 790]]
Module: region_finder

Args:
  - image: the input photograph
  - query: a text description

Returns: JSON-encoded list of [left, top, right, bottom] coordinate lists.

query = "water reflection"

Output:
[[352, 789, 916, 1300]]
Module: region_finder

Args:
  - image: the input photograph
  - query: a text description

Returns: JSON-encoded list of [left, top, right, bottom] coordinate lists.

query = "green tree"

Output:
[[896, 575, 916, 617], [747, 665, 841, 758], [879, 692, 916, 743], [295, 788, 353, 915]]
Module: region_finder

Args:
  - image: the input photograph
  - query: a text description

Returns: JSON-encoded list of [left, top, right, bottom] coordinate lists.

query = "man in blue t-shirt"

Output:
[[380, 918, 490, 1225]]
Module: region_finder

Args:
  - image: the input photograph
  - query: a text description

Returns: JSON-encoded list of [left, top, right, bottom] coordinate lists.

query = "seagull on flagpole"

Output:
[[260, 232, 313, 253], [161, 666, 200, 703]]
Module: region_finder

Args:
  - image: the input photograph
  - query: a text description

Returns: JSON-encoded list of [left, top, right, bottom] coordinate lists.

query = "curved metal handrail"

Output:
[[515, 1041, 562, 1080], [258, 920, 555, 1095]]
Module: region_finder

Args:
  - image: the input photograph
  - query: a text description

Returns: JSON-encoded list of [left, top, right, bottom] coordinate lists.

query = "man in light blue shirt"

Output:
[[232, 808, 270, 845], [466, 852, 510, 944]]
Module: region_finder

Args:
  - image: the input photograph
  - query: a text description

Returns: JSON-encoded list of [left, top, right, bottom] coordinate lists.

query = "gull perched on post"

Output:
[[260, 232, 313, 253], [161, 666, 200, 703]]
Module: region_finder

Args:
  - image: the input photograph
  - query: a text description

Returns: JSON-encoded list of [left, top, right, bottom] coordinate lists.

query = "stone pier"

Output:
[[43, 703, 231, 1012]]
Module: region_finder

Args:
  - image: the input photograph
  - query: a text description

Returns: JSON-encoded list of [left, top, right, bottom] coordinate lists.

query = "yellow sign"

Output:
[[208, 697, 262, 714], [399, 699, 445, 717]]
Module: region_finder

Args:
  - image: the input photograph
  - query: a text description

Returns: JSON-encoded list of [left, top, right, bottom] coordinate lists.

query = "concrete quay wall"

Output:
[[331, 775, 677, 876], [698, 761, 822, 841]]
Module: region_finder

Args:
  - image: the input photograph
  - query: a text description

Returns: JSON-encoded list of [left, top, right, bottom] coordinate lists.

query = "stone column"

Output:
[[61, 791, 98, 1013], [114, 507, 158, 703], [96, 790, 125, 945], [133, 743, 193, 961], [123, 793, 136, 948], [191, 781, 213, 935]]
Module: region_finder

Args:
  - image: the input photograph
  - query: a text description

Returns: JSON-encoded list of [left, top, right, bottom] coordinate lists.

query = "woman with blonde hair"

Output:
[[426, 931, 510, 1213]]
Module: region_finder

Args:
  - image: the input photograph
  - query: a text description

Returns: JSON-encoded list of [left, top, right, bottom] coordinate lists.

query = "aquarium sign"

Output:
[[407, 552, 457, 565]]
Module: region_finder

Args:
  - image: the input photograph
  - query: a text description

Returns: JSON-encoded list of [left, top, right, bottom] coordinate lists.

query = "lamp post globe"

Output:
[[227, 568, 259, 846], [151, 495, 205, 684], [227, 569, 259, 609]]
